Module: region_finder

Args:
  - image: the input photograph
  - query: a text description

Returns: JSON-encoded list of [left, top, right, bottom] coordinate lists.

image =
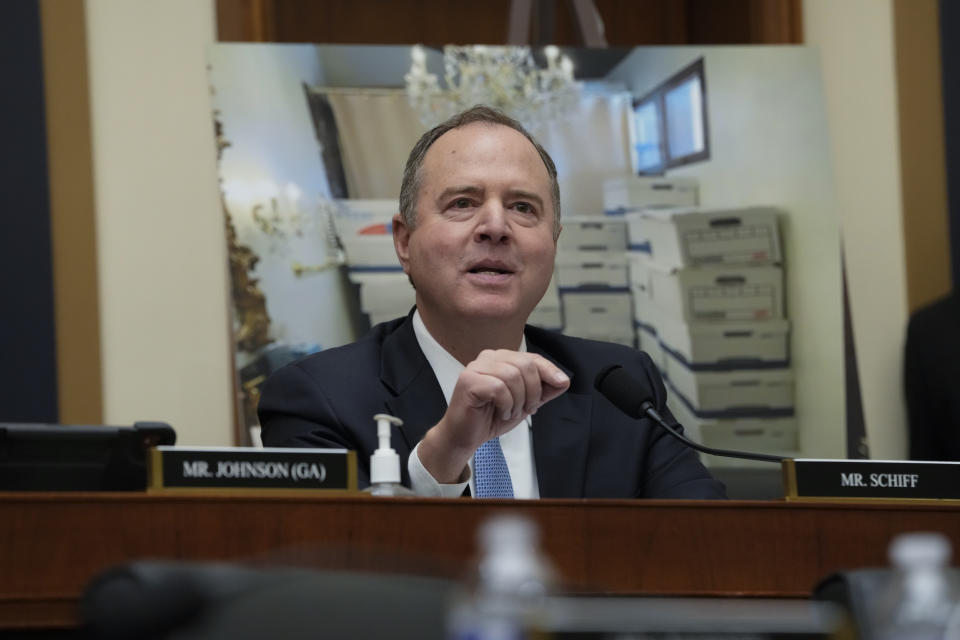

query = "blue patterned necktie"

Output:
[[474, 436, 514, 498]]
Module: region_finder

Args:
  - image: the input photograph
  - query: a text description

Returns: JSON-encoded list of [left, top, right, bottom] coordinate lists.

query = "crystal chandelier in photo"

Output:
[[404, 44, 579, 130]]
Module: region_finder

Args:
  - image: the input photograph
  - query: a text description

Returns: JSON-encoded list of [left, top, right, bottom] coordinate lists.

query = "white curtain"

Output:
[[323, 89, 424, 200], [319, 87, 633, 216]]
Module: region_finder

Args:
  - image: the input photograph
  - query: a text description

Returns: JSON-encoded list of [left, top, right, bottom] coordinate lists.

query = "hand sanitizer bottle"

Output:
[[448, 515, 555, 639], [364, 413, 415, 497]]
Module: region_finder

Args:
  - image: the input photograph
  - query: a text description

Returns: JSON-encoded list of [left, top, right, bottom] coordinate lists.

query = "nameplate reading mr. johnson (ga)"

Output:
[[149, 447, 357, 492], [783, 459, 960, 501]]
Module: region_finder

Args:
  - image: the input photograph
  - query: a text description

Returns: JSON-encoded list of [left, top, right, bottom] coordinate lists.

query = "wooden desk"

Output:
[[3, 493, 959, 629]]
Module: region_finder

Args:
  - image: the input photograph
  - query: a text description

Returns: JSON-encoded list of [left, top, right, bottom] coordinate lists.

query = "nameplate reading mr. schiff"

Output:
[[784, 459, 960, 501], [149, 447, 357, 492]]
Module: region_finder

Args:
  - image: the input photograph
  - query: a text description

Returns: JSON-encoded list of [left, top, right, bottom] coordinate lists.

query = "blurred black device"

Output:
[[0, 421, 175, 491]]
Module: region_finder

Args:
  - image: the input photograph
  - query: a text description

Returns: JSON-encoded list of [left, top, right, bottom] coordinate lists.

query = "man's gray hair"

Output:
[[398, 105, 561, 237]]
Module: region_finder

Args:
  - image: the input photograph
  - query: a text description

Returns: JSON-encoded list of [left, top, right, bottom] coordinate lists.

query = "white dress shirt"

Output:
[[407, 310, 541, 499]]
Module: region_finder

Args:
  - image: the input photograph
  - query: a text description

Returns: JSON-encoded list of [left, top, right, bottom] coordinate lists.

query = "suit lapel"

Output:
[[528, 337, 592, 498], [380, 314, 447, 451]]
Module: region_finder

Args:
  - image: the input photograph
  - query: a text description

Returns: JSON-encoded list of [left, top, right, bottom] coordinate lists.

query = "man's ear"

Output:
[[392, 213, 411, 273]]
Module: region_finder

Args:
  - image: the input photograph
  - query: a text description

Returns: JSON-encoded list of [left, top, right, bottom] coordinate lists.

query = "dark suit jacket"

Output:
[[905, 294, 960, 460], [258, 313, 726, 499]]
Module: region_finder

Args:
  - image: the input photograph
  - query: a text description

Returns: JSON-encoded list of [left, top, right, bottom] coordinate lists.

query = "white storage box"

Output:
[[556, 252, 628, 291], [664, 350, 794, 416], [632, 291, 659, 335], [358, 275, 415, 314], [334, 199, 401, 270], [561, 291, 633, 332], [646, 263, 784, 323], [635, 322, 666, 373], [528, 305, 563, 331], [562, 327, 635, 348], [558, 216, 627, 252], [669, 399, 799, 455], [603, 176, 698, 215], [636, 206, 782, 269], [625, 212, 651, 253], [631, 290, 670, 339], [348, 269, 407, 286], [628, 253, 656, 306], [697, 452, 801, 470], [332, 199, 396, 233], [342, 237, 401, 270], [536, 273, 561, 308], [658, 319, 790, 368]]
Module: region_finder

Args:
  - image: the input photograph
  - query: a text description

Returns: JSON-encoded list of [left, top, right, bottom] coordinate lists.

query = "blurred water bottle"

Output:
[[448, 515, 555, 640], [874, 532, 960, 640]]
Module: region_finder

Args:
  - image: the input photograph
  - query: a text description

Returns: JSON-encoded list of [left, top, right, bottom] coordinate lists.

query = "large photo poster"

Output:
[[208, 44, 843, 478]]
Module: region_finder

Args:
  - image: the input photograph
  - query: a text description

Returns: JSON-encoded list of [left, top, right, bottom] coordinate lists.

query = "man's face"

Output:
[[394, 122, 558, 328]]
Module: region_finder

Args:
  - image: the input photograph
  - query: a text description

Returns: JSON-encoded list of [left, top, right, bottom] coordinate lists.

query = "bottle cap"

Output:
[[476, 515, 552, 598], [889, 532, 951, 568]]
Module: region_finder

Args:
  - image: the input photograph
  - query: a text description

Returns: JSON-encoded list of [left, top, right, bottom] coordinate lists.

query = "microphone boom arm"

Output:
[[641, 400, 784, 464]]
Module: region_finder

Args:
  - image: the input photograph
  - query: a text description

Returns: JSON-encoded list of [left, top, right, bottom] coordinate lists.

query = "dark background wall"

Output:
[[0, 0, 58, 422]]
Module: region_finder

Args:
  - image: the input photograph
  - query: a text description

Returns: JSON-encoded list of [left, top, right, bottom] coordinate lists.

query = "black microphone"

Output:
[[594, 364, 784, 464]]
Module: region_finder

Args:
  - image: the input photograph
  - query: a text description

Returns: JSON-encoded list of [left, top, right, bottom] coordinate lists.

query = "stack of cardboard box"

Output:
[[628, 204, 797, 466], [602, 176, 702, 362], [603, 176, 699, 218], [556, 216, 631, 346]]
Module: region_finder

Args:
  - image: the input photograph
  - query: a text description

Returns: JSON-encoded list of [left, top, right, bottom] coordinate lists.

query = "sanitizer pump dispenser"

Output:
[[365, 413, 415, 497]]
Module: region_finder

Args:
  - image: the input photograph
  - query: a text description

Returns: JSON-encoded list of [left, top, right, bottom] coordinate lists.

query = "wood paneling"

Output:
[[39, 0, 103, 425], [3, 493, 960, 628], [750, 0, 803, 44], [216, 0, 802, 46], [216, 0, 276, 41], [685, 0, 802, 45], [894, 0, 952, 312]]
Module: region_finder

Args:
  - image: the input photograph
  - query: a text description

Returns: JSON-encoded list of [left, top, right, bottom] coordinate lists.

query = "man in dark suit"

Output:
[[258, 105, 724, 499], [905, 294, 960, 461]]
